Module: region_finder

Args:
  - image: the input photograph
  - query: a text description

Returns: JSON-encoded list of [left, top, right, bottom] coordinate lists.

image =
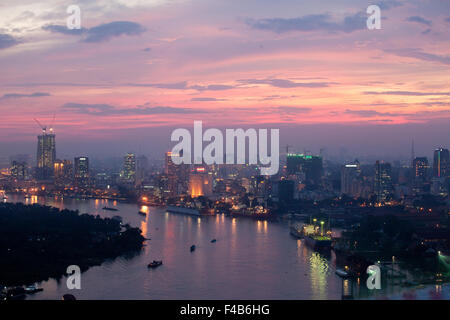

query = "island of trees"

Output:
[[0, 202, 145, 286]]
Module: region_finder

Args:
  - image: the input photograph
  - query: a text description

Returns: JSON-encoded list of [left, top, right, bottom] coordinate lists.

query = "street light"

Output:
[[320, 221, 324, 236]]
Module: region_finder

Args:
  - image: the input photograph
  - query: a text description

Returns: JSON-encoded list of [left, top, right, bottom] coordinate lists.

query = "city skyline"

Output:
[[0, 0, 449, 158]]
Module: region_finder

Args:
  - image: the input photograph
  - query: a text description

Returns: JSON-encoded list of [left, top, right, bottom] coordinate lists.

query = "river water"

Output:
[[5, 194, 403, 300]]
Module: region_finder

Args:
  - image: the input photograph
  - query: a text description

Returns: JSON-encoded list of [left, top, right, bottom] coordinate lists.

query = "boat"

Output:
[[211, 239, 217, 243], [292, 223, 332, 250], [335, 268, 351, 278], [147, 260, 163, 268], [102, 207, 118, 211], [138, 211, 147, 216], [167, 205, 200, 216], [190, 245, 196, 252], [304, 234, 332, 250]]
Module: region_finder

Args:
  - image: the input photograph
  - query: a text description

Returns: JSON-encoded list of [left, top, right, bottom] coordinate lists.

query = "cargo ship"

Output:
[[290, 223, 332, 250]]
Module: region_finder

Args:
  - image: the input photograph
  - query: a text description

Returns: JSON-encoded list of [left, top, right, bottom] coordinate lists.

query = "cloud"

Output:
[[0, 33, 19, 50], [42, 21, 146, 43], [84, 21, 146, 43], [344, 109, 402, 117], [384, 48, 450, 65], [125, 81, 188, 89], [42, 24, 86, 35], [276, 106, 312, 114], [0, 92, 50, 99], [446, 17, 450, 23], [364, 90, 450, 96], [62, 103, 204, 116], [406, 16, 432, 26], [239, 78, 332, 88], [376, 0, 404, 10], [126, 82, 235, 91], [189, 84, 235, 91], [191, 97, 226, 101], [246, 12, 366, 34]]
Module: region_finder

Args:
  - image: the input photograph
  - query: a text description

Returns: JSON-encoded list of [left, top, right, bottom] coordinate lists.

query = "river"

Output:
[[5, 194, 405, 300]]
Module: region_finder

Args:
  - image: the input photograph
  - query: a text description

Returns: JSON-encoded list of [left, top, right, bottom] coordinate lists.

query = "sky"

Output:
[[0, 0, 449, 161]]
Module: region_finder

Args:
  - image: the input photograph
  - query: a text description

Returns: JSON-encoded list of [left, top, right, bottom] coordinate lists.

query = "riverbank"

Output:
[[0, 202, 145, 287]]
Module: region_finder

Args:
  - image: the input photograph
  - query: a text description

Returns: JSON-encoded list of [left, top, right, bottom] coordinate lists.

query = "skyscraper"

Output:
[[122, 153, 136, 185], [188, 166, 213, 197], [433, 148, 449, 178], [36, 129, 56, 180], [74, 157, 89, 189], [341, 160, 361, 197], [374, 161, 393, 203], [54, 159, 73, 187], [412, 157, 428, 193]]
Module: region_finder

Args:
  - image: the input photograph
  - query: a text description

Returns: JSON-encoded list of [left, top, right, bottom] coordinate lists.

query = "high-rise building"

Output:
[[341, 160, 361, 197], [36, 129, 56, 180], [433, 148, 449, 178], [375, 161, 393, 203], [122, 153, 136, 185], [54, 159, 73, 187], [165, 151, 190, 195], [412, 157, 429, 193], [10, 161, 27, 181], [74, 157, 89, 188], [286, 153, 323, 186], [189, 166, 213, 197]]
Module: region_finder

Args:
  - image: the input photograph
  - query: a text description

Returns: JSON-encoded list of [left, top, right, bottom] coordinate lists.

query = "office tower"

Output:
[[10, 161, 27, 181], [340, 160, 361, 197], [36, 129, 56, 180], [433, 148, 449, 178], [122, 153, 136, 184], [412, 157, 429, 193], [189, 166, 213, 197], [165, 151, 190, 195], [286, 153, 323, 186], [54, 159, 73, 187], [74, 157, 89, 188], [374, 161, 393, 203]]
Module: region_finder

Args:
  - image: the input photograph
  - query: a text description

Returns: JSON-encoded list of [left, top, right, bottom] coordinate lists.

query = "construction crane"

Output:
[[34, 118, 47, 134], [34, 115, 55, 134]]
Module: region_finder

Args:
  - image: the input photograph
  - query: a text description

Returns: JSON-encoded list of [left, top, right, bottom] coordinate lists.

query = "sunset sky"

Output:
[[0, 0, 449, 160]]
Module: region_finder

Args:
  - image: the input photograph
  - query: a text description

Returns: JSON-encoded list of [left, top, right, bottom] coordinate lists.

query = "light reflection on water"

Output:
[[8, 194, 350, 300]]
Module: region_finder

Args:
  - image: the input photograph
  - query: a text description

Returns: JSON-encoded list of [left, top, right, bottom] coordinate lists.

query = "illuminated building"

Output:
[[165, 151, 190, 195], [412, 157, 429, 194], [340, 160, 361, 197], [286, 153, 323, 186], [36, 128, 56, 180], [74, 157, 89, 188], [374, 161, 393, 203], [122, 153, 136, 185], [189, 166, 213, 197], [54, 159, 73, 187], [10, 161, 27, 181], [433, 148, 449, 178]]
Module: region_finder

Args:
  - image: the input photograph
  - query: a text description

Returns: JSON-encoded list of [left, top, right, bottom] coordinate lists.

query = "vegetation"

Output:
[[0, 203, 144, 286]]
